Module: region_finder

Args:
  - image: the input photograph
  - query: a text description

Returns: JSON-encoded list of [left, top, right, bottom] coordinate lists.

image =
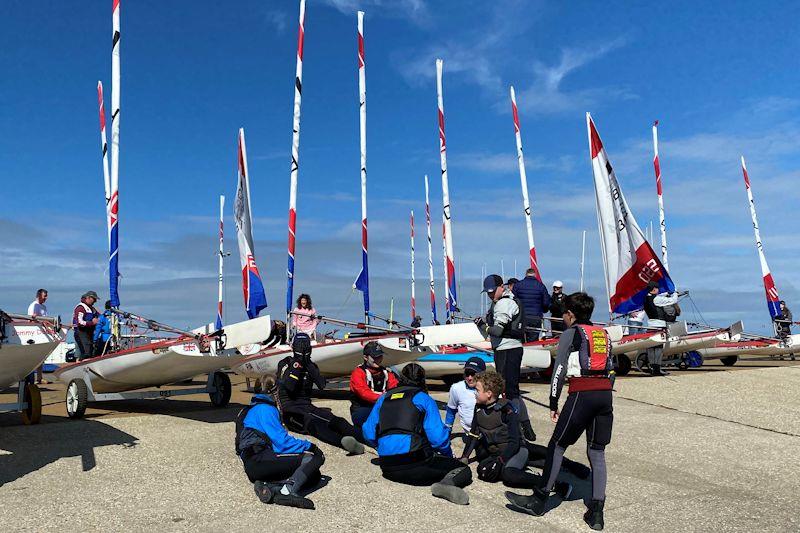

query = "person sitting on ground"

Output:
[[349, 341, 399, 443], [363, 363, 473, 505], [236, 374, 324, 510], [276, 333, 364, 455], [459, 371, 572, 497], [506, 292, 614, 531], [291, 294, 319, 340], [93, 300, 114, 357], [444, 356, 485, 435]]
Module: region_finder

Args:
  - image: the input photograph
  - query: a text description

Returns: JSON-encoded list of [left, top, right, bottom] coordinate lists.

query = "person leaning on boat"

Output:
[[291, 293, 319, 340], [643, 281, 679, 377], [72, 291, 99, 361]]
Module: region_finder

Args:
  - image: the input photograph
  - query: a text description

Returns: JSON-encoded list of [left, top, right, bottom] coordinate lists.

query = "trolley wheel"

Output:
[[720, 356, 738, 367], [209, 371, 232, 407], [21, 382, 42, 425], [615, 354, 631, 376], [635, 352, 650, 374], [66, 379, 88, 419]]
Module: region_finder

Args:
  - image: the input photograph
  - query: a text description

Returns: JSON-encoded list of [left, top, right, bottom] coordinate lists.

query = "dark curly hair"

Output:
[[296, 293, 313, 309]]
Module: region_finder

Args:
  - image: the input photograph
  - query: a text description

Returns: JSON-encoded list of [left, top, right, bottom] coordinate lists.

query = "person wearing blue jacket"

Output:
[[363, 363, 472, 505], [236, 375, 325, 510], [512, 269, 551, 341], [92, 301, 113, 356]]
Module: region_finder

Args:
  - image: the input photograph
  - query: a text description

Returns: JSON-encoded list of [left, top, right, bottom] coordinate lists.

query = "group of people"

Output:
[[236, 278, 615, 530]]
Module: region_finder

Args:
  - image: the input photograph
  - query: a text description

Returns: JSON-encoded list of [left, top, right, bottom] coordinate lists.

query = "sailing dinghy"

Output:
[[1, 312, 63, 424]]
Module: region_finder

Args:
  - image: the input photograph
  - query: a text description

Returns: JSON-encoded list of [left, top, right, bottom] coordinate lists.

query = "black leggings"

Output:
[[282, 405, 358, 449], [381, 455, 472, 487], [243, 446, 325, 492]]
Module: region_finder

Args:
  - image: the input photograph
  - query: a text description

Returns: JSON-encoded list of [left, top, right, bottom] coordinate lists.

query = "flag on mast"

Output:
[[235, 128, 267, 319], [741, 157, 781, 319], [216, 195, 225, 330], [652, 120, 669, 271], [588, 113, 673, 315], [353, 10, 370, 320], [510, 86, 541, 280], [108, 0, 121, 308], [436, 59, 458, 314], [286, 0, 306, 318], [424, 175, 438, 323], [410, 210, 416, 321]]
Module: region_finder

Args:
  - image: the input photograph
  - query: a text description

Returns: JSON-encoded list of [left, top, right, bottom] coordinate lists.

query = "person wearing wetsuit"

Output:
[[506, 291, 614, 531], [476, 274, 536, 443], [236, 375, 324, 510], [362, 363, 473, 505], [349, 341, 399, 443], [459, 371, 572, 498], [276, 333, 364, 455]]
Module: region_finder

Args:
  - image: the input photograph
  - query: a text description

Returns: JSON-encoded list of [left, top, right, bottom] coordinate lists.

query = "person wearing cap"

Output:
[[349, 341, 399, 443], [362, 363, 473, 505], [276, 333, 365, 455], [236, 374, 325, 510], [444, 356, 485, 434], [549, 281, 567, 333], [476, 274, 536, 443], [643, 281, 678, 376], [512, 268, 551, 342], [92, 300, 115, 357], [72, 291, 100, 360], [774, 301, 793, 340]]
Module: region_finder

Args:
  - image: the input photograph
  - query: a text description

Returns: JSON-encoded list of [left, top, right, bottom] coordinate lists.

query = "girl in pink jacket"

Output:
[[291, 294, 319, 338]]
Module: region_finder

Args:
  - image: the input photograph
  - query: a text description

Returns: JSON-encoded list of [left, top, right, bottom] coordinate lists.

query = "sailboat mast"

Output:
[[286, 0, 306, 320], [216, 195, 225, 330], [437, 59, 458, 316], [580, 230, 586, 292], [509, 86, 541, 280], [424, 175, 437, 323], [109, 0, 121, 308], [741, 157, 781, 319], [441, 215, 449, 319], [653, 120, 669, 271], [354, 10, 370, 323], [410, 211, 416, 321]]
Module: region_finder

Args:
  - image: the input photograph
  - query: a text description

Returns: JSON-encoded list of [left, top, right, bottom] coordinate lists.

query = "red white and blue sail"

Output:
[[286, 0, 306, 317], [436, 59, 458, 315], [215, 195, 225, 330], [741, 157, 781, 319], [588, 113, 673, 315], [106, 0, 121, 308], [235, 128, 267, 319], [353, 10, 370, 319], [652, 120, 669, 271], [424, 175, 438, 323]]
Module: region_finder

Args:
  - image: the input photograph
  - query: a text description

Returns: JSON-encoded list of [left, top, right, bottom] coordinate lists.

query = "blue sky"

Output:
[[2, 0, 799, 334]]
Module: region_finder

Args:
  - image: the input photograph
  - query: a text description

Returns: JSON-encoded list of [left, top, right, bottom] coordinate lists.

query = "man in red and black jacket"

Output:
[[349, 341, 398, 444]]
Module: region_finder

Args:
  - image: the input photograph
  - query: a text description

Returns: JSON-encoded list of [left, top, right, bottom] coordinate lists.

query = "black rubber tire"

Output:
[[66, 379, 88, 419], [21, 382, 42, 425], [615, 354, 631, 376], [209, 371, 232, 407], [720, 356, 738, 367], [635, 352, 650, 373]]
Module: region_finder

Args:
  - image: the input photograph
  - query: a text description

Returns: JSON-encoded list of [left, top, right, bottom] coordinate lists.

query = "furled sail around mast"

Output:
[[587, 113, 674, 315]]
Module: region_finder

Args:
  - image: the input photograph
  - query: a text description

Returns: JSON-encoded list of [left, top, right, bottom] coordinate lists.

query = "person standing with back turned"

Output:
[[506, 292, 614, 531], [512, 268, 551, 341], [476, 274, 536, 443]]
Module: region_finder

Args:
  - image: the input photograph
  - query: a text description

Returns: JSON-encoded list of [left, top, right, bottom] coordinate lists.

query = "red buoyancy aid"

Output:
[[567, 324, 613, 392]]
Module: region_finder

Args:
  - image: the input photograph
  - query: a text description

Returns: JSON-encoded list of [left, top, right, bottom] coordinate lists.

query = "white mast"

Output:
[[580, 230, 586, 292], [653, 120, 669, 271], [437, 59, 458, 316], [424, 175, 437, 323]]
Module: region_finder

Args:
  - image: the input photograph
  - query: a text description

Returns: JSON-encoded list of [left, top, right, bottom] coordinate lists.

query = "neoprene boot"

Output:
[[554, 481, 573, 499], [583, 499, 605, 530], [505, 485, 548, 516], [652, 364, 669, 376], [521, 420, 537, 442], [253, 481, 274, 504], [272, 493, 315, 510], [340, 436, 365, 455], [431, 483, 469, 505]]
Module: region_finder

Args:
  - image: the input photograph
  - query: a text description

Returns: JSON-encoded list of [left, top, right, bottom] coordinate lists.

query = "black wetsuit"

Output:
[[276, 355, 359, 449]]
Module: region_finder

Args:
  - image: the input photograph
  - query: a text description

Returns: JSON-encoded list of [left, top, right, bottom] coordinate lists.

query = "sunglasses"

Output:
[[464, 369, 477, 377]]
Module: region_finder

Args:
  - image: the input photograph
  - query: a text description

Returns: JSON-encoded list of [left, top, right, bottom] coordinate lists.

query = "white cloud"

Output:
[[319, 0, 429, 24]]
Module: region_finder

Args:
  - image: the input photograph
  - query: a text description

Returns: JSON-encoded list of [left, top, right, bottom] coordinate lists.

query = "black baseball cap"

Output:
[[464, 356, 486, 373], [363, 341, 384, 358], [482, 274, 504, 293]]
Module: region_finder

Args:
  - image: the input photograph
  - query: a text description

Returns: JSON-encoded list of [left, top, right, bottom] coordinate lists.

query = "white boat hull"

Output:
[[1, 321, 61, 388]]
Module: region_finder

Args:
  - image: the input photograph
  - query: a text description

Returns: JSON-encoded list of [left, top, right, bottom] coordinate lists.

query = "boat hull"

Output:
[[1, 321, 61, 387]]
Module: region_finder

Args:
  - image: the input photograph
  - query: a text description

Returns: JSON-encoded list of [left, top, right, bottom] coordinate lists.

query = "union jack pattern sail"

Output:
[[741, 157, 781, 319], [424, 175, 437, 323], [436, 59, 458, 314], [286, 0, 306, 317], [353, 10, 370, 319], [235, 128, 267, 319], [588, 113, 674, 315], [509, 86, 541, 280]]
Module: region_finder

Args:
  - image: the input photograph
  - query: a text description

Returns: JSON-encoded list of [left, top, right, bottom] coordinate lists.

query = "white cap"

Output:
[[553, 280, 563, 288]]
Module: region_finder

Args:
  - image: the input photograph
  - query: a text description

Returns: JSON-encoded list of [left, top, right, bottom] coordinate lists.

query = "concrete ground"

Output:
[[1, 358, 799, 532]]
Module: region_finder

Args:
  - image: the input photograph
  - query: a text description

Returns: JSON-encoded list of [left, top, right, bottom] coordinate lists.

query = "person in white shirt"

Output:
[[27, 288, 49, 384], [445, 357, 486, 434]]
